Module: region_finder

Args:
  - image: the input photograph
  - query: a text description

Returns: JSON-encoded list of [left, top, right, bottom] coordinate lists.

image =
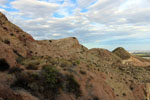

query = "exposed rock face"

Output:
[[1, 12, 150, 100]]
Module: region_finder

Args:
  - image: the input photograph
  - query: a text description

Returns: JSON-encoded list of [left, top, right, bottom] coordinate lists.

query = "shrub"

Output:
[[26, 63, 38, 70], [0, 59, 10, 71], [75, 60, 80, 65], [12, 72, 40, 92], [60, 59, 72, 67], [122, 93, 126, 96], [3, 27, 8, 30], [13, 50, 23, 57], [11, 65, 82, 100], [49, 58, 58, 65], [22, 35, 25, 37], [11, 72, 30, 89], [49, 40, 52, 42], [66, 75, 81, 98], [16, 56, 24, 63], [80, 70, 86, 75], [4, 39, 10, 45], [72, 37, 76, 39], [8, 67, 23, 74], [12, 65, 62, 92], [10, 33, 14, 36], [129, 84, 134, 91], [42, 65, 63, 92], [12, 65, 63, 99], [72, 60, 80, 66], [93, 96, 99, 100]]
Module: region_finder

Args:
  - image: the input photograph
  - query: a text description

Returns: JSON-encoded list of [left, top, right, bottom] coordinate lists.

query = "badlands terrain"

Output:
[[0, 12, 150, 100]]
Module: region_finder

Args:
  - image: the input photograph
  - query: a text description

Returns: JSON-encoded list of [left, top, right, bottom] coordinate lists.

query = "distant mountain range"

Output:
[[129, 50, 150, 54]]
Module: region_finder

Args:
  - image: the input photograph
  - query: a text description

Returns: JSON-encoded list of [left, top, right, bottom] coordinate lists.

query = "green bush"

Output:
[[66, 75, 81, 98], [80, 70, 86, 75], [49, 58, 58, 65], [26, 63, 38, 70], [75, 60, 80, 65], [42, 65, 63, 91], [4, 39, 10, 45], [16, 56, 24, 63], [8, 67, 23, 74], [11, 72, 31, 89], [12, 65, 82, 100], [60, 59, 72, 67], [72, 59, 80, 66]]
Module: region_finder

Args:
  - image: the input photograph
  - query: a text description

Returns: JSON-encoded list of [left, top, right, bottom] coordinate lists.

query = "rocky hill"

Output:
[[0, 12, 150, 100]]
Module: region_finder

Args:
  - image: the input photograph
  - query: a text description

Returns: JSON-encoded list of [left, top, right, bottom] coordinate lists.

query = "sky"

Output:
[[0, 0, 150, 51]]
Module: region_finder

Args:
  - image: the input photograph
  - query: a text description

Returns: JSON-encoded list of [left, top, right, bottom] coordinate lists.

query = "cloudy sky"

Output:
[[0, 0, 150, 51]]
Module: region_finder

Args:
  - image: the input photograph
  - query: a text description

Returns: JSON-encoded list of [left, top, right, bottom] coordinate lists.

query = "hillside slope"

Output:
[[113, 47, 150, 67], [0, 12, 150, 100]]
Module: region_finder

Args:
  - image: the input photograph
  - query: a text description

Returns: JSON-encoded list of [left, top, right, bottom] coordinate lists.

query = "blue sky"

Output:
[[0, 0, 150, 51]]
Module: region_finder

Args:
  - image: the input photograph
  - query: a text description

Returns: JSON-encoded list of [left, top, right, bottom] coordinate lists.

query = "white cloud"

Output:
[[52, 33, 61, 36], [0, 0, 150, 50], [0, 0, 8, 5], [10, 0, 59, 18], [0, 8, 6, 13], [77, 0, 97, 8]]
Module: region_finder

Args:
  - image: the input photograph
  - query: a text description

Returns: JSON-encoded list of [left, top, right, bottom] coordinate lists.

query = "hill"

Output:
[[112, 47, 131, 60], [0, 12, 150, 100]]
